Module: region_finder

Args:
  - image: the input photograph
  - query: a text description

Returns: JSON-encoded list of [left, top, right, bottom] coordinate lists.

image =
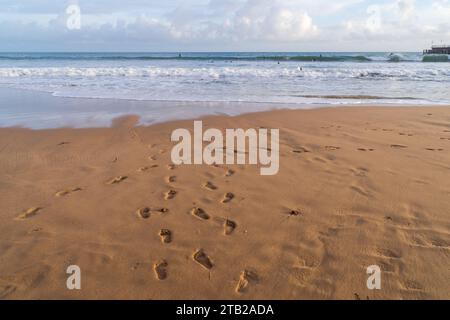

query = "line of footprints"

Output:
[[14, 146, 302, 293], [16, 161, 249, 292], [133, 165, 243, 289], [128, 152, 247, 293]]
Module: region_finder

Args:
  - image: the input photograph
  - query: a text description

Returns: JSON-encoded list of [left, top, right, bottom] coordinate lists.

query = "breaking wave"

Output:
[[422, 54, 449, 62], [0, 66, 448, 81]]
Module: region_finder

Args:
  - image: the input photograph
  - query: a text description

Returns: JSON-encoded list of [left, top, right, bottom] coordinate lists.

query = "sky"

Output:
[[0, 0, 449, 52]]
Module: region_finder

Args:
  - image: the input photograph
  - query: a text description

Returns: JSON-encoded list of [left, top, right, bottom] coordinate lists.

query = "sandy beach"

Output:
[[0, 106, 449, 299]]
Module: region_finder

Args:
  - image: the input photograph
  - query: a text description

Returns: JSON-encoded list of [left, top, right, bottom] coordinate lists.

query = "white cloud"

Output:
[[0, 0, 449, 51], [229, 0, 318, 41], [114, 0, 320, 43]]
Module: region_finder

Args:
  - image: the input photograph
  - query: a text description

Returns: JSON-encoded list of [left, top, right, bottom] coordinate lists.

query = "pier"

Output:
[[423, 45, 450, 54]]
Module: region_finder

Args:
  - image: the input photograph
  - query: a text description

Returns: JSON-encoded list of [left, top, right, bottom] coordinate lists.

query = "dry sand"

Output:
[[0, 106, 449, 299]]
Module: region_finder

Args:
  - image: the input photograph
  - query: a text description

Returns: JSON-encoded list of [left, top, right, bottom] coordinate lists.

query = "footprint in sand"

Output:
[[350, 166, 369, 177], [164, 190, 177, 200], [137, 166, 150, 172], [357, 148, 375, 152], [353, 293, 369, 300], [167, 164, 175, 170], [203, 181, 217, 191], [325, 146, 340, 151], [108, 176, 127, 184], [159, 229, 172, 243], [224, 219, 237, 235], [166, 176, 176, 183], [425, 148, 444, 151], [221, 192, 234, 203], [390, 144, 408, 149], [350, 185, 370, 197], [16, 207, 42, 220], [137, 207, 168, 219], [55, 187, 82, 197], [155, 207, 169, 213], [28, 227, 42, 233], [154, 260, 168, 280], [148, 155, 157, 161], [136, 207, 151, 219], [400, 279, 424, 292], [375, 248, 401, 259], [235, 270, 259, 294], [287, 209, 302, 216], [0, 283, 16, 298], [225, 169, 235, 177], [193, 249, 213, 270], [191, 207, 210, 220], [292, 147, 310, 154]]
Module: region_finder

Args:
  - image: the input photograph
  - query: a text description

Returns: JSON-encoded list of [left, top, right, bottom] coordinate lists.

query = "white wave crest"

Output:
[[0, 66, 448, 81]]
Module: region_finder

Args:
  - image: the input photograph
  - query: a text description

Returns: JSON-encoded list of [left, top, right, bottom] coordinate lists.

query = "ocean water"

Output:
[[0, 52, 449, 128]]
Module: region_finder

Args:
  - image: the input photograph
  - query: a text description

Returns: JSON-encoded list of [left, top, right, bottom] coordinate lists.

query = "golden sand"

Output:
[[0, 106, 449, 299]]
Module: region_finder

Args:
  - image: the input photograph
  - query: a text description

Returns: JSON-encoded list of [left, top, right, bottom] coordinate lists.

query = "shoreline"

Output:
[[0, 86, 448, 130], [1, 106, 449, 299]]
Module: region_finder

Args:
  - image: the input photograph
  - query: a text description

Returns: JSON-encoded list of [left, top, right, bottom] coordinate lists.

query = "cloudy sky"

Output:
[[0, 0, 449, 51]]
